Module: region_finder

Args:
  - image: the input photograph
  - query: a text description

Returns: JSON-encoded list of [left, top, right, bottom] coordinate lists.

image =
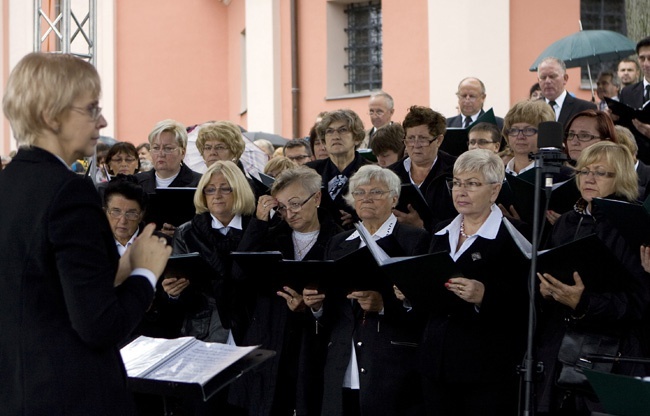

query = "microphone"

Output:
[[535, 121, 567, 189]]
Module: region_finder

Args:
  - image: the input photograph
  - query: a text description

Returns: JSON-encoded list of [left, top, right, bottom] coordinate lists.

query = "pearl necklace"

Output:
[[459, 219, 475, 239]]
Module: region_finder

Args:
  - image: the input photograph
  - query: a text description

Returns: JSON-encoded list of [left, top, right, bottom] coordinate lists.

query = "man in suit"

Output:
[[446, 77, 504, 132], [596, 70, 621, 111], [618, 58, 641, 90], [537, 57, 597, 128], [619, 36, 650, 164], [359, 91, 395, 149]]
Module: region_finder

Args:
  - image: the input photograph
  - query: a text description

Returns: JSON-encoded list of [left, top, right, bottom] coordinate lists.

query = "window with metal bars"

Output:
[[344, 2, 382, 93], [579, 0, 627, 84]]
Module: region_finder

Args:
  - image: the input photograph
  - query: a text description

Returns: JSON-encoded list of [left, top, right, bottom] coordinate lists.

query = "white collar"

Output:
[[403, 157, 438, 185], [435, 205, 502, 260], [346, 214, 398, 244], [211, 214, 243, 231], [505, 158, 535, 176]]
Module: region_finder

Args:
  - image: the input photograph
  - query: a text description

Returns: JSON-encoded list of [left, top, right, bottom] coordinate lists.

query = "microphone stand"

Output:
[[521, 148, 565, 416]]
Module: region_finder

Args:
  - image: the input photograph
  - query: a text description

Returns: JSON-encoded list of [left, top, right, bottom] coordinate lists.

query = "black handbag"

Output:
[[556, 327, 620, 394]]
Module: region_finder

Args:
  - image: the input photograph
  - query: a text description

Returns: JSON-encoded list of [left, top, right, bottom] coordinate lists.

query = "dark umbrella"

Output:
[[529, 29, 636, 100], [242, 131, 290, 148]]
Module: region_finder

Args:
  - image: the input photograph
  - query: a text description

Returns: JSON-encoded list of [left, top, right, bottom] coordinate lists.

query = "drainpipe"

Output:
[[291, 0, 300, 139]]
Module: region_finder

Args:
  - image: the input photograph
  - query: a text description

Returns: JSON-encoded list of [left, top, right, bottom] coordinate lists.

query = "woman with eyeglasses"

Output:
[[306, 109, 374, 229], [229, 166, 342, 416], [302, 164, 430, 416], [105, 141, 141, 176], [388, 105, 457, 232], [535, 142, 649, 415], [564, 109, 619, 164], [0, 52, 171, 415], [418, 149, 530, 416], [134, 119, 203, 236], [163, 160, 255, 344]]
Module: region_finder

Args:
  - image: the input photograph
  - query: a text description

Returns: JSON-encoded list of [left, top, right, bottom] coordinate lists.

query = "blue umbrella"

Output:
[[529, 30, 636, 71], [529, 30, 636, 101]]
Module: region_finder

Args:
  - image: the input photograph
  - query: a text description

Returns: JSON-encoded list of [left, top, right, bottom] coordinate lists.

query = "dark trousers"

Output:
[[422, 378, 519, 416]]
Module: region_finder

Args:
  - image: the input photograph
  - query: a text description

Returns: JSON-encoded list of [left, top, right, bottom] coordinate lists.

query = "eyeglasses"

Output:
[[404, 135, 438, 147], [110, 157, 137, 164], [203, 186, 233, 195], [325, 126, 351, 137], [467, 139, 497, 146], [577, 169, 615, 179], [351, 189, 391, 200], [150, 146, 180, 155], [107, 208, 141, 221], [368, 110, 385, 117], [71, 104, 103, 121], [565, 132, 602, 142], [203, 145, 229, 153], [276, 192, 316, 214], [506, 127, 538, 137], [287, 155, 310, 162], [456, 93, 482, 102], [446, 179, 496, 192]]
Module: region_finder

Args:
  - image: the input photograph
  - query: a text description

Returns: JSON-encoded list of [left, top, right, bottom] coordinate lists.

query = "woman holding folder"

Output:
[[229, 166, 342, 416], [304, 165, 430, 416], [535, 141, 650, 415], [420, 149, 530, 416]]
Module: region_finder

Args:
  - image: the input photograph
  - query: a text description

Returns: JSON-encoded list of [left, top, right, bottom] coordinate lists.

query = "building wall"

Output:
[[114, 0, 229, 143], [0, 0, 606, 155]]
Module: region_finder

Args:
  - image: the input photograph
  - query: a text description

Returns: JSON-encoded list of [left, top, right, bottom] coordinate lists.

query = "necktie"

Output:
[[645, 85, 650, 102], [464, 117, 472, 128], [549, 100, 557, 113]]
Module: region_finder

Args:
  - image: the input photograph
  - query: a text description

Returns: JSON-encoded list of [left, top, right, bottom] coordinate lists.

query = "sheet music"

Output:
[[121, 336, 258, 385]]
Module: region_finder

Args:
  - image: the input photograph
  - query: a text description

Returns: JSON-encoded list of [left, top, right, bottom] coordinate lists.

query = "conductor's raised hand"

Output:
[[129, 223, 172, 278]]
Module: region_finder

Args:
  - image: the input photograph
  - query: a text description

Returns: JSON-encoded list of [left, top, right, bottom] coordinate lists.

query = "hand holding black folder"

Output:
[[163, 253, 215, 289], [592, 196, 650, 248], [605, 96, 650, 124]]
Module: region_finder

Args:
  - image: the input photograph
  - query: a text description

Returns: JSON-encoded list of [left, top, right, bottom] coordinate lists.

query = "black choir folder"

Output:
[[120, 336, 275, 401], [504, 221, 628, 292], [145, 187, 197, 229], [592, 197, 650, 248], [395, 183, 434, 227], [353, 223, 464, 313], [163, 253, 214, 287], [605, 96, 650, 124], [440, 108, 499, 157], [583, 369, 650, 416], [498, 173, 580, 226], [230, 247, 384, 293]]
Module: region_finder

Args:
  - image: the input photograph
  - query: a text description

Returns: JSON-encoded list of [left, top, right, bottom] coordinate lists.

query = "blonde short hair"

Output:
[[2, 52, 101, 146], [148, 119, 188, 150], [196, 121, 245, 161], [194, 160, 256, 215], [264, 156, 298, 176], [575, 141, 638, 202]]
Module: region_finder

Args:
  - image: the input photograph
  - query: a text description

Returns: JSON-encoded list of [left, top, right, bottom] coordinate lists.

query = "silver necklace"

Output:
[[292, 230, 319, 259]]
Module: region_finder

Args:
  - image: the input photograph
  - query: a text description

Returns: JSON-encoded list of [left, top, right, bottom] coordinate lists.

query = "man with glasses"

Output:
[[388, 105, 457, 232], [359, 91, 395, 149], [283, 138, 314, 165], [447, 77, 504, 132], [467, 122, 502, 154]]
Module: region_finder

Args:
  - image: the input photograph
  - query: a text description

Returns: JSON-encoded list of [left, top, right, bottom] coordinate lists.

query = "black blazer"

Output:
[[306, 153, 373, 228], [556, 93, 597, 128], [620, 81, 650, 164], [388, 151, 458, 231], [319, 223, 430, 416], [637, 160, 650, 202], [0, 147, 154, 415], [134, 163, 202, 193], [446, 109, 505, 132]]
